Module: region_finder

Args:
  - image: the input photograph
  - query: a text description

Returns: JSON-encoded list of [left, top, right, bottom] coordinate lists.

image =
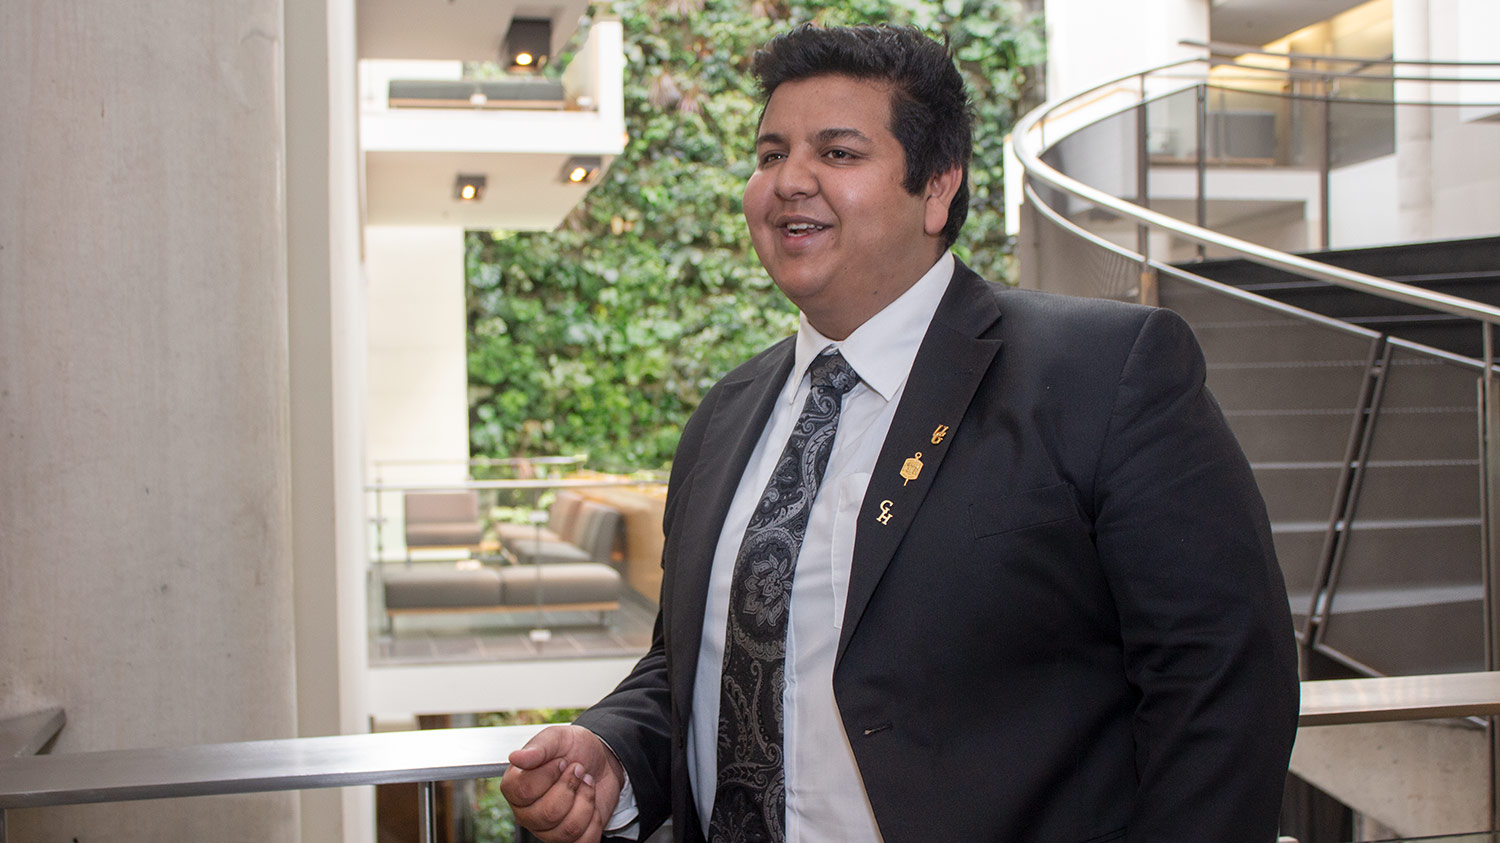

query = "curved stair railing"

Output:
[[1012, 49, 1500, 685]]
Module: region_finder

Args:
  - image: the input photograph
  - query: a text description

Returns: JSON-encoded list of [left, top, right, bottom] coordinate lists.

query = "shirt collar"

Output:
[[789, 251, 955, 403]]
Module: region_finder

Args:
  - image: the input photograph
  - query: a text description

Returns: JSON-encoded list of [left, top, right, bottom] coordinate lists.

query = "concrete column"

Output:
[[285, 0, 374, 839], [365, 226, 470, 562], [1393, 0, 1435, 242], [364, 226, 470, 481], [0, 0, 298, 839]]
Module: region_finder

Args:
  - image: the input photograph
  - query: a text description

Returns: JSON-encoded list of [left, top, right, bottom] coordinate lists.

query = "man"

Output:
[[502, 23, 1299, 843]]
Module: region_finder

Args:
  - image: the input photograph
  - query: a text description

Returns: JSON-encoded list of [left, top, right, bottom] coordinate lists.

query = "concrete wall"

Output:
[[0, 0, 299, 838], [1292, 720, 1490, 837], [1396, 0, 1500, 243], [1330, 154, 1402, 249], [1044, 0, 1208, 103]]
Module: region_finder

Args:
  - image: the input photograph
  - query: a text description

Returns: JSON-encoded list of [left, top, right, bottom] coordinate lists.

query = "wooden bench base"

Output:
[[384, 601, 620, 633]]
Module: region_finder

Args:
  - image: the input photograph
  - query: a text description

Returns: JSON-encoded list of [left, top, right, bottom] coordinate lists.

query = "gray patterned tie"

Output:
[[709, 349, 860, 843]]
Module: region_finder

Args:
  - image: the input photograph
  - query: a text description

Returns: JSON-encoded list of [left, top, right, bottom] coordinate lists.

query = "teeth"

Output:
[[785, 222, 825, 232]]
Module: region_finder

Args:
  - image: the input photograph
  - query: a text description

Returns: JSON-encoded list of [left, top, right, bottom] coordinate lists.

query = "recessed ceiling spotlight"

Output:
[[454, 174, 487, 201], [560, 156, 602, 185]]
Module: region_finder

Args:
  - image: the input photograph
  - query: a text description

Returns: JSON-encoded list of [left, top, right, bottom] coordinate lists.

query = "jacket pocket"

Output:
[[968, 482, 1083, 539], [1077, 828, 1125, 843]]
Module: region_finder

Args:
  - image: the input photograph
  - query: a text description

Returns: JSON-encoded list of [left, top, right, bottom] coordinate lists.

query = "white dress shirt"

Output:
[[609, 252, 954, 840]]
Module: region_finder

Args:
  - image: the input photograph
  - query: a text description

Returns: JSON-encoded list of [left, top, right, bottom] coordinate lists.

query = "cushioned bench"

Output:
[[504, 501, 622, 567], [382, 562, 622, 631], [493, 489, 585, 545]]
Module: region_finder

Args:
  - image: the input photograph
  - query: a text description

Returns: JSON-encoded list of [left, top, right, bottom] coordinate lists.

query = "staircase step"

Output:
[[1183, 234, 1500, 287]]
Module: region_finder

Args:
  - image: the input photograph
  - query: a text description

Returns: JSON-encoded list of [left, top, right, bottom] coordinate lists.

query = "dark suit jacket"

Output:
[[575, 261, 1300, 843]]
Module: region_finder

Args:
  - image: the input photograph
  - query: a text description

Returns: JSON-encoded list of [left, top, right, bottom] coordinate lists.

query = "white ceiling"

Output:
[[1210, 0, 1373, 47], [358, 0, 592, 61], [364, 149, 617, 229]]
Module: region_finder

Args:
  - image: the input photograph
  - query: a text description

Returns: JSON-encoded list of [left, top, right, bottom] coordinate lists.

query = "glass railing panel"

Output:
[[1042, 105, 1142, 207], [1203, 87, 1320, 256], [1027, 188, 1141, 303], [1316, 343, 1485, 676], [1329, 91, 1396, 170], [1144, 87, 1206, 262], [1144, 86, 1200, 165], [364, 476, 666, 667], [1203, 86, 1285, 165], [1157, 272, 1380, 628]]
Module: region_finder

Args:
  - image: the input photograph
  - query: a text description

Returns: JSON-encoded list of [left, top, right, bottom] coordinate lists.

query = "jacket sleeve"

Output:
[[570, 382, 723, 841], [572, 613, 673, 841], [1091, 308, 1300, 842]]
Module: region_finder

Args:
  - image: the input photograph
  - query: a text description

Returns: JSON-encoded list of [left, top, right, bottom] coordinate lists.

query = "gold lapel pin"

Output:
[[877, 499, 894, 525], [900, 452, 924, 486], [931, 424, 950, 445]]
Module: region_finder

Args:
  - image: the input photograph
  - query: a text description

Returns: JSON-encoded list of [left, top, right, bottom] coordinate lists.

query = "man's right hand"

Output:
[[500, 724, 627, 843]]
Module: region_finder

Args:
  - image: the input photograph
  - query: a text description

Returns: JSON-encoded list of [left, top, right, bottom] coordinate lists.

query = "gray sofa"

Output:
[[383, 561, 622, 631]]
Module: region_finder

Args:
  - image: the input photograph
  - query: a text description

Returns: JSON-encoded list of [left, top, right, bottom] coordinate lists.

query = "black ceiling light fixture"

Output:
[[560, 156, 602, 185], [503, 18, 552, 73], [454, 174, 487, 202]]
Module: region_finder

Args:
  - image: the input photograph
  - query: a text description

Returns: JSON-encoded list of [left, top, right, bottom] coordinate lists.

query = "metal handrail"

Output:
[[1012, 61, 1500, 326], [366, 477, 665, 493], [0, 723, 548, 843], [1020, 182, 1384, 341], [3, 678, 1498, 839], [373, 455, 588, 468], [1185, 39, 1500, 68], [1201, 65, 1500, 89], [1167, 78, 1500, 109]]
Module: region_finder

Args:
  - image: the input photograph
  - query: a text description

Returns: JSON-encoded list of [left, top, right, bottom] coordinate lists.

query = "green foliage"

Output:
[[468, 0, 1043, 470]]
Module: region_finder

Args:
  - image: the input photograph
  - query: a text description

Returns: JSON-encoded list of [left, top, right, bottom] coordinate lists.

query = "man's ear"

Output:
[[922, 165, 964, 237]]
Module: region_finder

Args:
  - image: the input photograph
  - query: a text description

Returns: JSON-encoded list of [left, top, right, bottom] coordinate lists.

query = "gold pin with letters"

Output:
[[900, 452, 924, 486], [877, 499, 894, 525], [931, 424, 950, 445]]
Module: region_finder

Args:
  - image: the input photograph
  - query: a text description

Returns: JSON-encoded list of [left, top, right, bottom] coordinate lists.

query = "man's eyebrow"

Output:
[[753, 127, 873, 147], [814, 127, 871, 144]]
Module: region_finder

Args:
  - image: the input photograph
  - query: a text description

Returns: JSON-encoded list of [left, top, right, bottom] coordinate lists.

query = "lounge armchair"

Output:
[[403, 491, 485, 554]]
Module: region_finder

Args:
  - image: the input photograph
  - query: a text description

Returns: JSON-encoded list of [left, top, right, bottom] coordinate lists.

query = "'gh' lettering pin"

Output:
[[900, 453, 924, 486], [877, 500, 894, 525], [931, 424, 950, 445]]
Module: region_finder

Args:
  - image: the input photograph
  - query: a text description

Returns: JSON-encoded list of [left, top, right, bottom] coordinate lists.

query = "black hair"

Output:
[[751, 23, 973, 247]]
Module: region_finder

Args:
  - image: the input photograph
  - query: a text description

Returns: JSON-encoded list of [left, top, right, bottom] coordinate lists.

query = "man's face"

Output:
[[743, 74, 956, 340]]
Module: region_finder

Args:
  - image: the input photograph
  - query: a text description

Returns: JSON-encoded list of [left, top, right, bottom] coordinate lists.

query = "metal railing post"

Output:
[[1195, 83, 1207, 262], [1319, 73, 1333, 251], [419, 780, 437, 843], [1136, 74, 1152, 299], [1483, 322, 1500, 830]]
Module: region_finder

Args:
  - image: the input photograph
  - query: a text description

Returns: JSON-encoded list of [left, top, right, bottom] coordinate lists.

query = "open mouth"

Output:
[[783, 222, 828, 235]]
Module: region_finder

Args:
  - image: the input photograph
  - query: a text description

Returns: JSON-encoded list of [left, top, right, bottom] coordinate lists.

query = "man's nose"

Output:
[[773, 153, 816, 199]]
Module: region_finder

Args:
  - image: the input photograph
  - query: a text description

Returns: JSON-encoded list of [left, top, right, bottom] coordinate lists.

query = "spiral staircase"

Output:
[[1014, 45, 1500, 841]]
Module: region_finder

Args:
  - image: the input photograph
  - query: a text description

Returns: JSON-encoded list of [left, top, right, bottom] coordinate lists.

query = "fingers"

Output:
[[499, 725, 618, 843], [517, 762, 602, 843], [548, 764, 600, 842], [501, 726, 574, 807], [507, 725, 569, 771]]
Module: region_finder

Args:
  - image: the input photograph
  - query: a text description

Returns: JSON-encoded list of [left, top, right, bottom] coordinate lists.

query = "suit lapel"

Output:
[[837, 263, 1004, 665], [667, 340, 796, 714]]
